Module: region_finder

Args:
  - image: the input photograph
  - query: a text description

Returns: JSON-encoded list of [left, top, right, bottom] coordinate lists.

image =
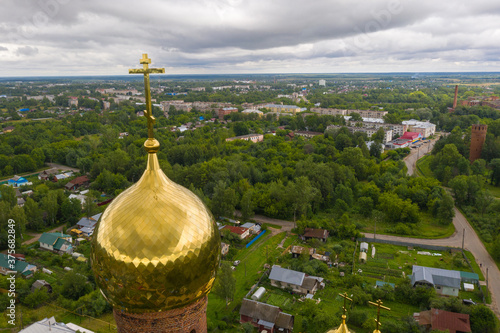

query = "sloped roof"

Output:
[[0, 253, 28, 273], [303, 228, 329, 239], [275, 313, 294, 329], [416, 309, 471, 333], [269, 265, 305, 286], [411, 265, 461, 288], [39, 233, 60, 245], [240, 299, 280, 324], [53, 238, 70, 251], [19, 316, 94, 333], [32, 280, 51, 290], [222, 225, 248, 235], [301, 277, 318, 290]]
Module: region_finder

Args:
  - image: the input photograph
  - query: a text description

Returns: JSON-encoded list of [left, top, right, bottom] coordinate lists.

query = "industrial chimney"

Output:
[[453, 85, 458, 109]]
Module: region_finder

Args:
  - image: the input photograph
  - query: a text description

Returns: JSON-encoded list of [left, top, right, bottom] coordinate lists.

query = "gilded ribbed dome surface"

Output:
[[91, 152, 220, 313]]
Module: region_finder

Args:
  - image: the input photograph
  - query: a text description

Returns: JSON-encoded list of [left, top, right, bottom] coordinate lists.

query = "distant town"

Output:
[[1, 72, 499, 333]]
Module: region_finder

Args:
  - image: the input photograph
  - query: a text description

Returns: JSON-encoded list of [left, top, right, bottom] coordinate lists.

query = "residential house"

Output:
[[411, 265, 461, 297], [302, 228, 329, 242], [221, 242, 230, 256], [8, 175, 29, 187], [65, 175, 90, 191], [294, 131, 323, 139], [239, 299, 294, 333], [0, 253, 37, 277], [77, 213, 102, 230], [221, 225, 250, 239], [31, 280, 52, 293], [269, 265, 324, 295], [53, 172, 73, 182], [240, 222, 262, 235], [414, 309, 471, 333], [38, 168, 59, 180], [3, 126, 15, 133], [19, 316, 94, 333], [39, 232, 73, 255], [226, 133, 264, 143], [17, 197, 25, 207], [290, 246, 315, 259], [68, 193, 86, 206]]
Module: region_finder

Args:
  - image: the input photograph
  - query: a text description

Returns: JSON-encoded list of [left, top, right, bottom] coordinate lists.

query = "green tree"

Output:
[[490, 158, 500, 186], [62, 271, 92, 300], [0, 186, 16, 208], [213, 262, 236, 307], [23, 288, 49, 308], [240, 190, 254, 220], [470, 305, 498, 333], [24, 197, 43, 230], [41, 191, 58, 225], [211, 181, 238, 218]]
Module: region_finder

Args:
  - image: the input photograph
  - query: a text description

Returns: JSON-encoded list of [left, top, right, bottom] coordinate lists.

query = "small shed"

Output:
[[31, 280, 52, 293], [360, 242, 368, 253], [251, 287, 266, 301], [463, 283, 474, 292], [42, 268, 53, 275], [359, 252, 367, 263]]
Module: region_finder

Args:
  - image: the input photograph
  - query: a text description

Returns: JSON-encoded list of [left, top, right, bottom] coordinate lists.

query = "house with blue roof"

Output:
[[269, 265, 324, 295], [8, 175, 29, 187], [39, 232, 73, 255], [411, 265, 461, 297]]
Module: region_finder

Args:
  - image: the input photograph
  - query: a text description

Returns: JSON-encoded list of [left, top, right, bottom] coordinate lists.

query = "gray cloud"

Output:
[[15, 46, 39, 56], [0, 46, 8, 51], [0, 0, 500, 75]]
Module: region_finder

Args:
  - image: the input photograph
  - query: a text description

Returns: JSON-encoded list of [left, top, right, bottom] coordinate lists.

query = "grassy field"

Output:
[[485, 183, 500, 198], [262, 223, 282, 230], [416, 154, 434, 178], [356, 242, 482, 283], [359, 212, 455, 239], [207, 232, 287, 322]]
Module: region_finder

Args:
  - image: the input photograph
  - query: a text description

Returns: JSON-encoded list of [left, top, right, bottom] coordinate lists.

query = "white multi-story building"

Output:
[[326, 125, 393, 143], [402, 119, 436, 138]]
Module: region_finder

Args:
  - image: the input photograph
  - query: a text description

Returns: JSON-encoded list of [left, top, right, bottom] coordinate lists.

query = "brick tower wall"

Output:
[[469, 124, 488, 162], [113, 296, 208, 333]]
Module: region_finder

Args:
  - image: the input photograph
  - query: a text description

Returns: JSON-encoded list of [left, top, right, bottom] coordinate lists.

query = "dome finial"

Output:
[[129, 53, 165, 153]]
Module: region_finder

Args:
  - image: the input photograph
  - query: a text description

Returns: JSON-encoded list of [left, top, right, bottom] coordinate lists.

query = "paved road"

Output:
[[404, 137, 437, 175], [364, 207, 500, 317], [0, 163, 79, 183]]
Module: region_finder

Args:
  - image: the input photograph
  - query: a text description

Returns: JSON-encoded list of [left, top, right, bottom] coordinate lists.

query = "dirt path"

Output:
[[22, 225, 66, 245]]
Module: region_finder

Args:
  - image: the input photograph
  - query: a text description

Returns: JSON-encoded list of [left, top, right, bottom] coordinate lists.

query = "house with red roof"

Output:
[[221, 225, 250, 239], [400, 131, 422, 143], [414, 309, 471, 333]]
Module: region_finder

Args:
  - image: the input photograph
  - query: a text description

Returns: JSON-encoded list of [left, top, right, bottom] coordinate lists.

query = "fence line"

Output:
[[358, 237, 487, 304]]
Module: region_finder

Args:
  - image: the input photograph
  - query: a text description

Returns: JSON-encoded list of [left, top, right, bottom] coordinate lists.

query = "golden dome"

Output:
[[91, 147, 221, 313], [326, 315, 351, 333]]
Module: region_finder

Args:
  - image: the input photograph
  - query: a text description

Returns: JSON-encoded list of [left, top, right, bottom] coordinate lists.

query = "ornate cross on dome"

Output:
[[368, 299, 390, 333], [339, 292, 352, 316], [129, 54, 165, 139]]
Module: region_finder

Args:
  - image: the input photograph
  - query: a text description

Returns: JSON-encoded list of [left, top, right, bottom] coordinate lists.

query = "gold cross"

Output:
[[129, 54, 165, 139], [339, 292, 353, 316], [368, 299, 391, 332]]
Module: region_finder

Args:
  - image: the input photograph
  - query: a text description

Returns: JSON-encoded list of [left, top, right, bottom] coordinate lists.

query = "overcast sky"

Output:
[[1, 0, 500, 76]]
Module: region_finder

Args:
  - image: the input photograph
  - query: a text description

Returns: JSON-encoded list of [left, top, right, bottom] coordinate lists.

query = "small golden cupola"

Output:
[[326, 293, 352, 333], [91, 54, 220, 332]]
